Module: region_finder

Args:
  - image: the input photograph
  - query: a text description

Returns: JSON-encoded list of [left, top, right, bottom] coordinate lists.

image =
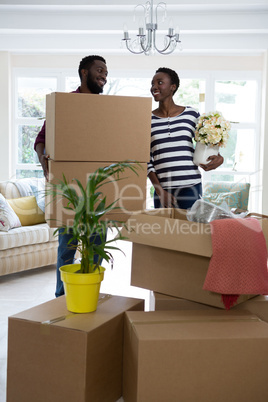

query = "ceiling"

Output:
[[0, 0, 268, 56]]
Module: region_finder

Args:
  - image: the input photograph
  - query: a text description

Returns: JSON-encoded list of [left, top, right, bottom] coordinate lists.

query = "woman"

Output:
[[148, 67, 223, 209]]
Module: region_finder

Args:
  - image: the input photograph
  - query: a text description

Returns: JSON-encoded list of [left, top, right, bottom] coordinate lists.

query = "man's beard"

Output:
[[86, 71, 104, 94]]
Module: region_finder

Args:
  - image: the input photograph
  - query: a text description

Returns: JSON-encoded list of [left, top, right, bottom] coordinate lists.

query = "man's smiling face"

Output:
[[86, 60, 108, 94]]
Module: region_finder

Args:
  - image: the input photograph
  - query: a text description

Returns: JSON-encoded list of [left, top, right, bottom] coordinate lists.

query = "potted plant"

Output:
[[46, 161, 141, 313], [193, 110, 231, 166]]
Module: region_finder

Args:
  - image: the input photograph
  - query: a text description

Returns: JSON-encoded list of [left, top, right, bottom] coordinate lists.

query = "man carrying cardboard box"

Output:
[[34, 55, 108, 297]]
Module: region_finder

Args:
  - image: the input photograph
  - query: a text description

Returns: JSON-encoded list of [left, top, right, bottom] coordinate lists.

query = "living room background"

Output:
[[0, 52, 267, 214]]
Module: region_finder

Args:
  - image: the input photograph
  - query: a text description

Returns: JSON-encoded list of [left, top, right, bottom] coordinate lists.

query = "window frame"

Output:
[[12, 68, 77, 177]]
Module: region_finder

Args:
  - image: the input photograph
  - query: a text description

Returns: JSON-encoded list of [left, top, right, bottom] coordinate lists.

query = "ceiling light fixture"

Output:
[[122, 0, 181, 55]]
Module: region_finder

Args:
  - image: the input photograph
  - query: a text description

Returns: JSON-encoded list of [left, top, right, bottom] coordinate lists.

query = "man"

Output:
[[34, 55, 108, 297]]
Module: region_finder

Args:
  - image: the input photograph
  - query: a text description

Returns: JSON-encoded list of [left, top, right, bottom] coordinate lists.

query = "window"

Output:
[[13, 69, 262, 210], [14, 73, 59, 178], [202, 74, 261, 211]]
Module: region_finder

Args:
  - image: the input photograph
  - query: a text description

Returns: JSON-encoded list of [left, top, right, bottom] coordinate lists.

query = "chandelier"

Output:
[[122, 0, 181, 56]]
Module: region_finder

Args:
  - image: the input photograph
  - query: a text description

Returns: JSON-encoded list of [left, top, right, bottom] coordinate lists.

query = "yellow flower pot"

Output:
[[60, 264, 105, 313]]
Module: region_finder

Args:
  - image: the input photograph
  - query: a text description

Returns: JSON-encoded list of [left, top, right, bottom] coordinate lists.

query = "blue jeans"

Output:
[[153, 183, 202, 210], [55, 228, 106, 298]]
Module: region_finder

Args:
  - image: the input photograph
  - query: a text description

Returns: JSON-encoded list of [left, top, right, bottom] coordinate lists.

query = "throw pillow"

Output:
[[7, 196, 46, 226], [202, 191, 241, 209], [29, 183, 45, 213], [0, 194, 21, 231]]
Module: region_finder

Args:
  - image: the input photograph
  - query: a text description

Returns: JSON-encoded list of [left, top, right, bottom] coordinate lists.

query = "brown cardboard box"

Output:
[[45, 92, 152, 162], [45, 160, 148, 227], [152, 292, 268, 322], [233, 295, 268, 322], [123, 310, 268, 402], [121, 209, 268, 308], [7, 294, 144, 402], [150, 291, 217, 311]]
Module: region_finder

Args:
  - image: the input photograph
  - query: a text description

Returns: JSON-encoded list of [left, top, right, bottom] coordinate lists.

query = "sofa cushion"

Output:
[[29, 183, 45, 212], [0, 194, 21, 232], [202, 191, 242, 209], [0, 241, 58, 258], [48, 226, 58, 242], [0, 224, 51, 251], [7, 196, 46, 226]]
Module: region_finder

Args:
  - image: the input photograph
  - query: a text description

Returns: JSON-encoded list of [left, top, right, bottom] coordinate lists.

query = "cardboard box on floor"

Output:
[[45, 160, 147, 227], [7, 294, 144, 402], [45, 92, 152, 162], [120, 208, 268, 308], [123, 310, 268, 402]]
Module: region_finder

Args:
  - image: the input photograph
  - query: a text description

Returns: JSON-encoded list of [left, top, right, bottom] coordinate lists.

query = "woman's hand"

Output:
[[157, 188, 177, 208], [200, 154, 224, 171], [148, 171, 177, 208]]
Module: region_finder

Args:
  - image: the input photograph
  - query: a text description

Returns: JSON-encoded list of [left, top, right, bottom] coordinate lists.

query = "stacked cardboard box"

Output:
[[121, 208, 268, 308], [7, 294, 144, 402], [120, 208, 268, 401], [151, 292, 268, 322], [45, 92, 152, 227]]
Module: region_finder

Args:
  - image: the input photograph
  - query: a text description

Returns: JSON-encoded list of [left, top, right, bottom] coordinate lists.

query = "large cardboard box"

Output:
[[45, 160, 148, 227], [123, 310, 268, 402], [45, 92, 152, 162], [152, 292, 268, 322], [121, 209, 268, 308], [7, 294, 144, 402]]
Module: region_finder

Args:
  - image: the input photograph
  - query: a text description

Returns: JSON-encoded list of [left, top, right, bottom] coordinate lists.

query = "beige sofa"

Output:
[[0, 178, 58, 276]]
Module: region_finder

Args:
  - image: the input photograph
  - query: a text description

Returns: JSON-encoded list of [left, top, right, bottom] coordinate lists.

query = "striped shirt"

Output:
[[147, 106, 202, 189]]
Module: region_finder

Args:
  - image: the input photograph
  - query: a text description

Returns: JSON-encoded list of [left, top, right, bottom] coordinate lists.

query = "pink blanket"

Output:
[[203, 218, 268, 309]]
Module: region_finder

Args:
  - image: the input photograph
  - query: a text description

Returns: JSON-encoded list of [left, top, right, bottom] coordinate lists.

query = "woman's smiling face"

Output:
[[150, 72, 176, 102]]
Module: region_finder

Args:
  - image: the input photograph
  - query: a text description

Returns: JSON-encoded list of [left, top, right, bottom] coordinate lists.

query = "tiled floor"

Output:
[[0, 235, 150, 402]]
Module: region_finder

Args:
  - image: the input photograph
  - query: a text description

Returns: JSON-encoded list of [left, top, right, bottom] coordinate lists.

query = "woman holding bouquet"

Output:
[[148, 67, 223, 209]]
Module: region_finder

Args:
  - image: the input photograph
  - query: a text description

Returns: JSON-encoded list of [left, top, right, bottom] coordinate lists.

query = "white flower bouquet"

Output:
[[195, 111, 231, 147]]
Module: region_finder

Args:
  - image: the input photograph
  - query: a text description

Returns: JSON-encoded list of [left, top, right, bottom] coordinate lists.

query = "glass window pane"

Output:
[[174, 79, 206, 111], [220, 128, 256, 172], [18, 77, 57, 118], [104, 77, 152, 97], [18, 125, 41, 164], [208, 173, 250, 184], [16, 169, 44, 179], [215, 80, 257, 123], [101, 77, 205, 112], [65, 77, 80, 92], [208, 173, 236, 182]]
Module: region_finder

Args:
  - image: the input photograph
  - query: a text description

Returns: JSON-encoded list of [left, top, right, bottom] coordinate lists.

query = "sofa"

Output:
[[0, 178, 58, 277]]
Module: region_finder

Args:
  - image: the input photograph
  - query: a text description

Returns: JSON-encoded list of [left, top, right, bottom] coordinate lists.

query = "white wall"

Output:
[[11, 53, 264, 75], [0, 52, 11, 180], [261, 51, 268, 215]]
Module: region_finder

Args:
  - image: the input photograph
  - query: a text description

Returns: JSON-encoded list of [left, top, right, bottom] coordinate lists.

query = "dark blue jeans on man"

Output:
[[55, 228, 106, 298]]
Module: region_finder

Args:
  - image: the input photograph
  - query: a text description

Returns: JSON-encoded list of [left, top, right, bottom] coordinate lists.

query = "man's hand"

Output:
[[39, 154, 50, 181], [35, 143, 49, 181], [200, 154, 224, 171]]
